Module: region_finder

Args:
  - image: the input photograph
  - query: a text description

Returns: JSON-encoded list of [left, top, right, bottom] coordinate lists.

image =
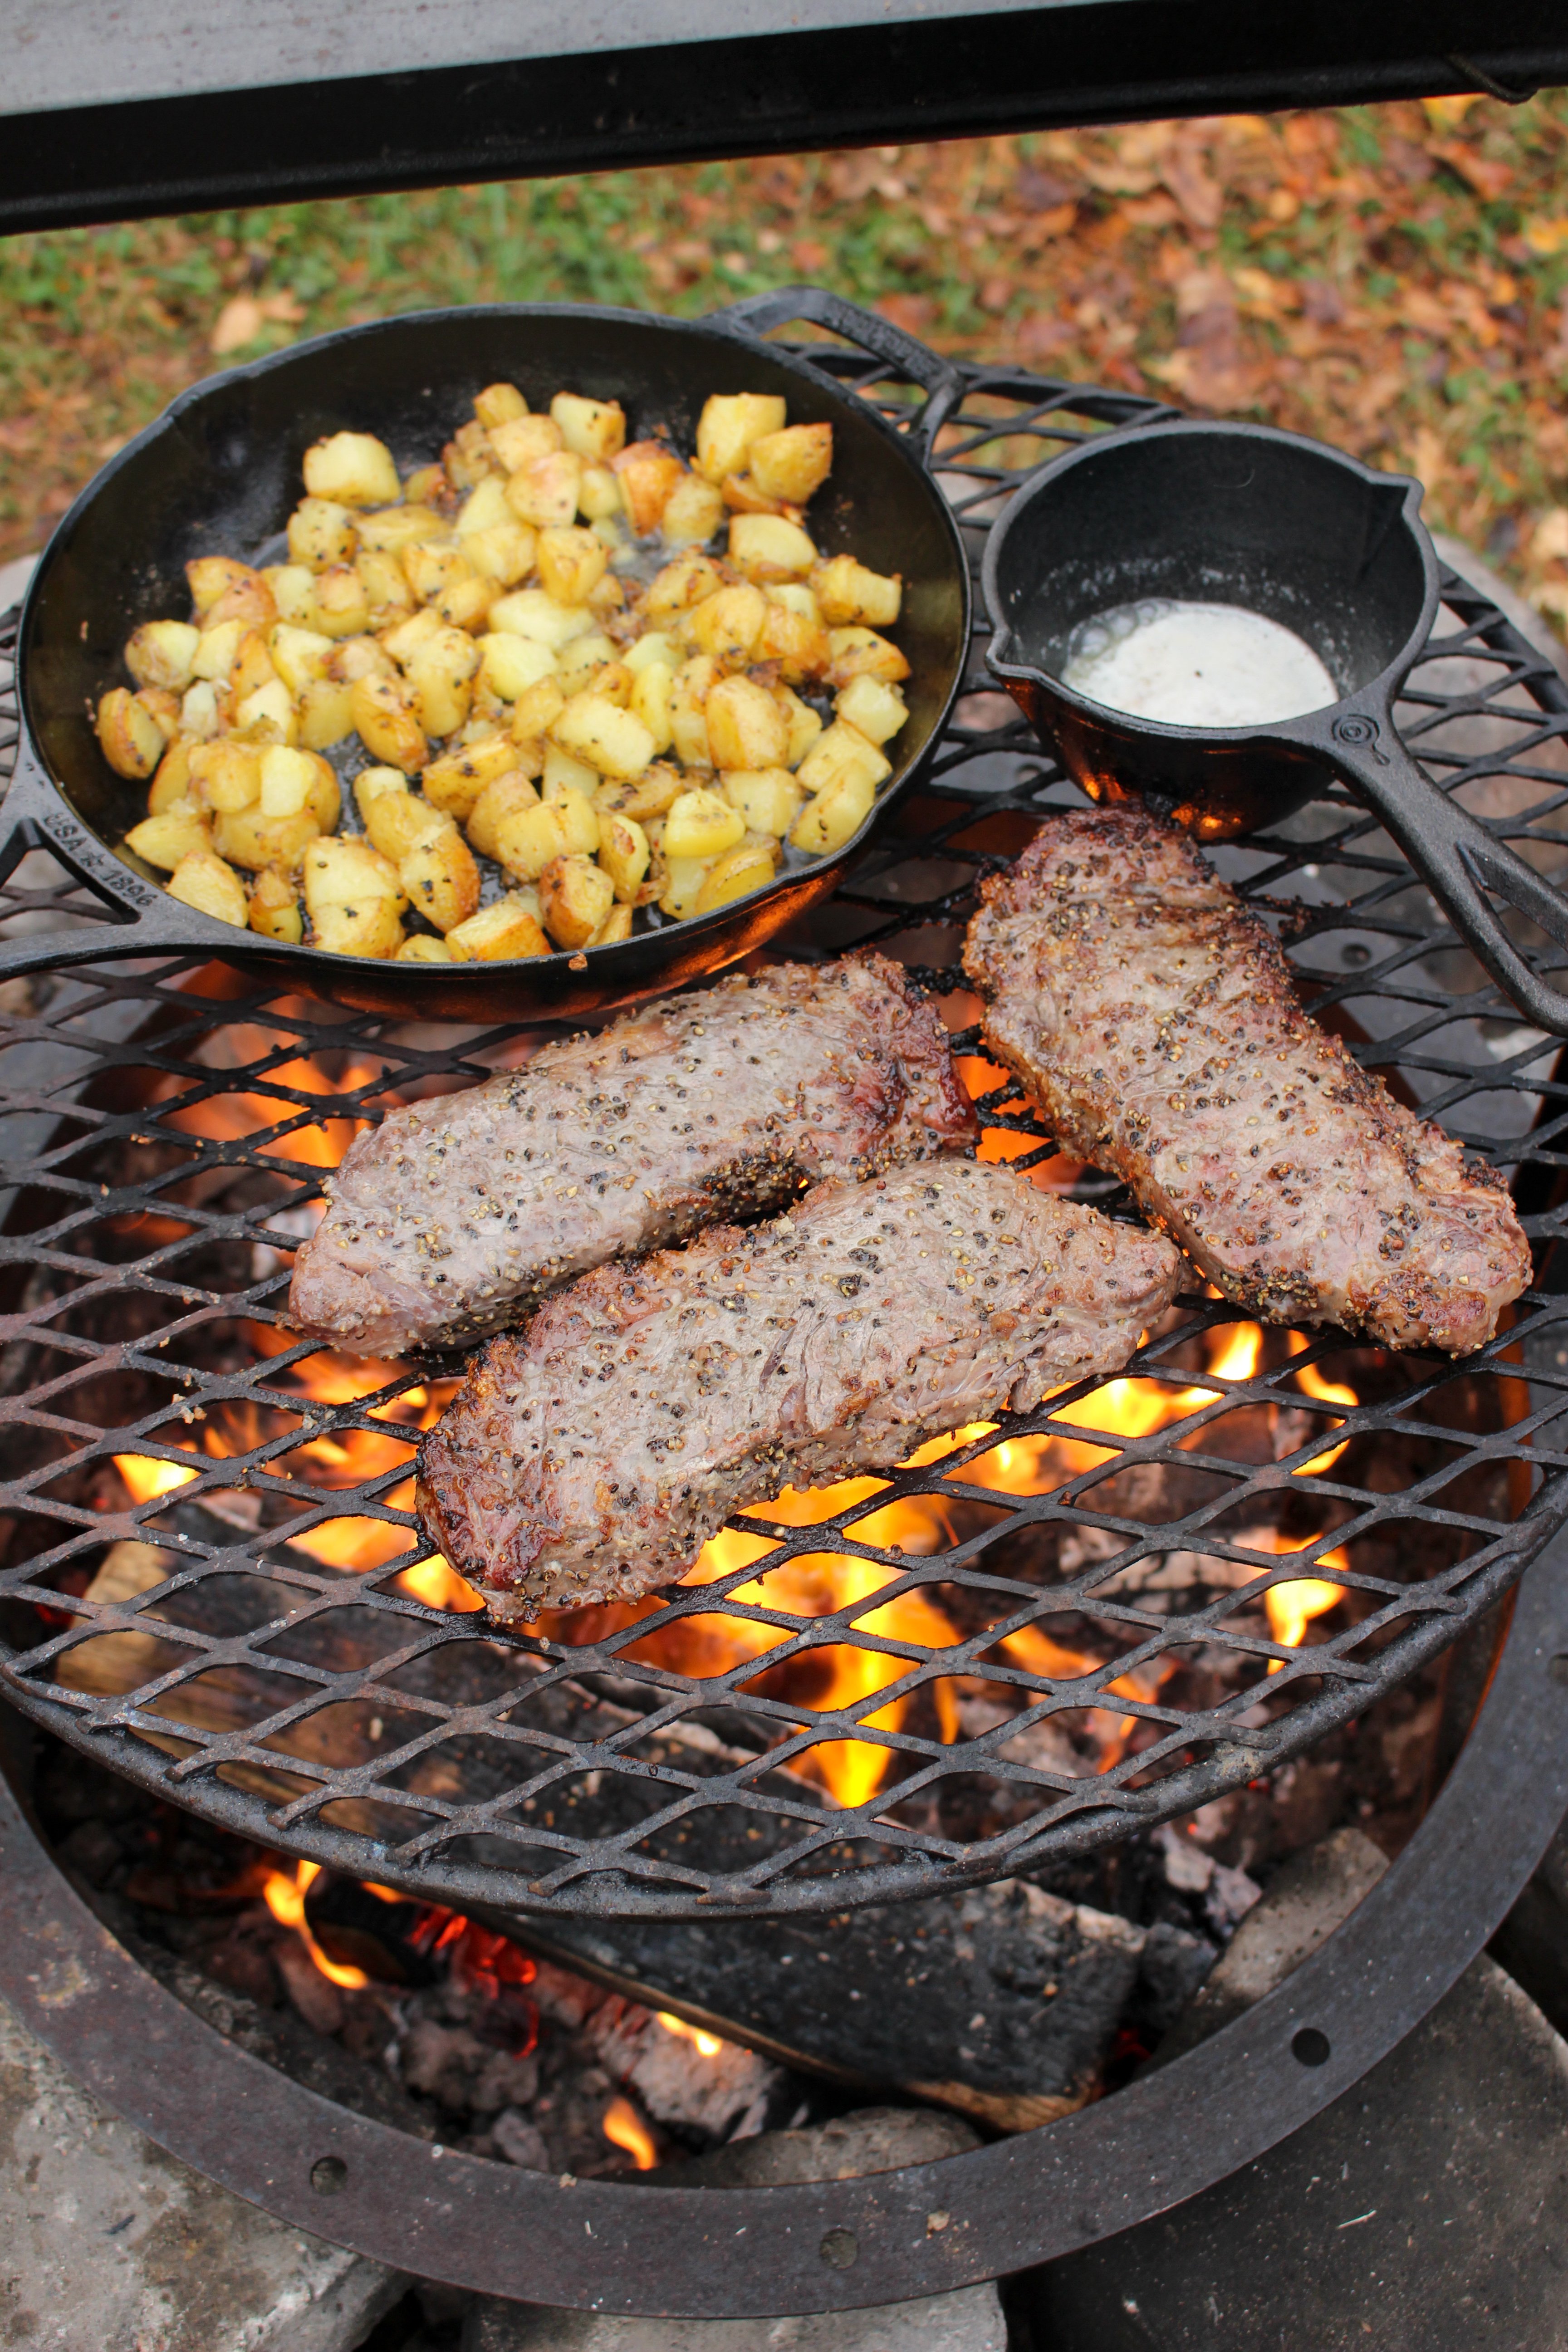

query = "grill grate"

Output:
[[2, 349, 1568, 1919]]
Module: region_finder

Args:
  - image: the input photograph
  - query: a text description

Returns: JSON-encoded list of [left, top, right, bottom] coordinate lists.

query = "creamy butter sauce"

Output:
[[1060, 598, 1337, 729]]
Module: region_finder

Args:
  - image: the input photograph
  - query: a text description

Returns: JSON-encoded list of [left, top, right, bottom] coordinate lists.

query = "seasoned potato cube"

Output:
[[664, 787, 746, 862], [395, 933, 455, 963], [407, 626, 480, 739], [289, 497, 358, 571], [478, 631, 556, 704], [351, 675, 428, 772], [660, 475, 726, 549], [756, 599, 830, 682], [423, 733, 519, 821], [433, 573, 495, 633], [696, 837, 779, 912], [202, 572, 277, 632], [790, 765, 878, 856], [778, 686, 825, 769], [670, 656, 717, 769], [489, 414, 562, 472], [554, 632, 617, 695], [229, 629, 278, 707], [551, 392, 627, 463], [598, 812, 650, 902], [462, 520, 537, 588], [542, 748, 602, 804], [355, 505, 447, 554], [363, 789, 432, 863], [404, 467, 447, 505], [354, 766, 411, 820], [749, 423, 833, 505], [304, 431, 401, 510], [446, 895, 551, 962], [475, 382, 529, 430], [214, 805, 321, 873], [488, 587, 597, 652], [796, 718, 892, 799], [835, 673, 909, 745], [455, 475, 514, 536], [297, 679, 357, 749], [537, 525, 607, 608], [263, 564, 318, 625], [193, 619, 246, 681], [705, 674, 789, 771], [645, 553, 725, 622], [658, 855, 716, 920], [628, 660, 674, 756], [403, 540, 473, 605], [579, 466, 623, 523], [249, 865, 304, 944], [539, 852, 615, 948], [259, 745, 330, 821], [148, 740, 194, 811], [612, 441, 686, 534], [332, 635, 398, 684], [814, 554, 902, 628], [125, 800, 211, 870], [311, 565, 372, 639], [512, 677, 568, 745], [187, 556, 256, 617], [305, 835, 404, 909], [728, 514, 818, 580], [589, 902, 634, 946], [721, 769, 803, 837], [232, 679, 297, 742], [550, 692, 655, 782], [125, 621, 200, 693], [625, 631, 680, 675], [505, 451, 583, 529], [180, 681, 221, 740], [496, 791, 599, 880], [167, 849, 248, 927], [687, 584, 768, 665], [314, 897, 405, 959], [695, 393, 787, 485], [446, 420, 503, 489], [270, 624, 335, 696], [826, 627, 911, 686], [136, 687, 182, 742], [467, 770, 541, 860], [720, 470, 785, 516], [402, 819, 481, 934], [381, 607, 444, 666], [189, 741, 262, 813], [595, 762, 683, 824]]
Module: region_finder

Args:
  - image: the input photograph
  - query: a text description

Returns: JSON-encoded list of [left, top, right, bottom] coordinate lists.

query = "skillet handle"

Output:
[[1304, 701, 1568, 1035], [707, 284, 963, 444]]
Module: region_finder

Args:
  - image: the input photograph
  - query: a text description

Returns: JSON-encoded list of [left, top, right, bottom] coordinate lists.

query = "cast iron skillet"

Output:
[[985, 417, 1568, 1034], [0, 289, 970, 1020]]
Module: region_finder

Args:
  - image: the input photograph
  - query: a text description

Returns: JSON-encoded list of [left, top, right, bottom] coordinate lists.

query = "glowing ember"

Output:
[[601, 2094, 658, 2170], [261, 1859, 371, 1989], [656, 2012, 725, 2060]]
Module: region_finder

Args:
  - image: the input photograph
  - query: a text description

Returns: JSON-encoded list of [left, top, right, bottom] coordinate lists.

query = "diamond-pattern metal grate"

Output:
[[2, 348, 1568, 1919]]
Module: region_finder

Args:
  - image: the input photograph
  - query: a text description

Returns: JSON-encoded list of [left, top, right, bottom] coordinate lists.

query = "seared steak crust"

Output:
[[416, 1158, 1180, 1618], [963, 807, 1530, 1355], [289, 954, 975, 1358]]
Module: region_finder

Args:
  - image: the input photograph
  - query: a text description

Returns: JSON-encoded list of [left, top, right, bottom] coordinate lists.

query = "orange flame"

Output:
[[262, 1859, 371, 1989], [657, 2011, 725, 2059], [1287, 1336, 1358, 1476], [602, 2095, 658, 2170], [1264, 1544, 1348, 1671]]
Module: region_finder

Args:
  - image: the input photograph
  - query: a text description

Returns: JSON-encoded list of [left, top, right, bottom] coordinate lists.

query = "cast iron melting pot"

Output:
[[984, 418, 1568, 1034]]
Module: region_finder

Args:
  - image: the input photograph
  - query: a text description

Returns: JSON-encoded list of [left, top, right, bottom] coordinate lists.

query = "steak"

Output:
[[289, 954, 975, 1358], [963, 807, 1531, 1355], [416, 1157, 1181, 1619]]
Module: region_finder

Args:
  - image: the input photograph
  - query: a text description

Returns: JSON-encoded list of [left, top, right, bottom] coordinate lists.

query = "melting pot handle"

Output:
[[0, 743, 216, 978], [1308, 704, 1568, 1035], [707, 285, 963, 445]]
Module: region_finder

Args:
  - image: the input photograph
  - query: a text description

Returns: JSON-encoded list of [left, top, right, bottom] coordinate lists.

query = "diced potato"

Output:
[[180, 682, 221, 740], [589, 902, 634, 946], [554, 631, 617, 693], [229, 629, 278, 707], [749, 423, 833, 506], [790, 765, 879, 856], [771, 582, 822, 620], [354, 765, 409, 818], [203, 570, 277, 631], [645, 553, 725, 622], [505, 451, 583, 529], [124, 621, 200, 693], [594, 762, 683, 824], [664, 786, 746, 862], [356, 790, 423, 863], [193, 619, 246, 682], [263, 564, 318, 625], [462, 520, 537, 588], [670, 656, 716, 769], [624, 632, 680, 675], [402, 819, 481, 934], [660, 475, 726, 549], [167, 849, 248, 927], [720, 470, 785, 516], [467, 770, 541, 859], [826, 627, 911, 686], [382, 607, 444, 667], [136, 687, 182, 742], [612, 441, 686, 535], [598, 812, 650, 902], [538, 852, 614, 948], [148, 740, 194, 811], [305, 835, 405, 909], [433, 574, 495, 633], [496, 791, 599, 880], [488, 587, 597, 652], [395, 934, 455, 963], [233, 679, 297, 742], [551, 691, 655, 782], [456, 475, 514, 537], [288, 497, 358, 571], [125, 800, 212, 870], [628, 661, 674, 757], [314, 897, 405, 959], [446, 895, 552, 962], [403, 540, 473, 604], [478, 630, 557, 703], [658, 855, 716, 920], [728, 514, 818, 580], [332, 635, 398, 683], [355, 505, 448, 554], [214, 804, 321, 873], [270, 624, 335, 696], [580, 466, 624, 523], [835, 673, 909, 745], [189, 741, 262, 813], [249, 865, 304, 944], [795, 718, 892, 800], [489, 415, 562, 472], [687, 584, 768, 665], [407, 626, 480, 739], [551, 392, 627, 463], [542, 750, 602, 808], [756, 600, 831, 682], [259, 745, 338, 824], [187, 557, 255, 618], [422, 733, 519, 821], [311, 565, 372, 639], [721, 768, 803, 837], [297, 679, 357, 749], [304, 431, 402, 509], [696, 837, 779, 912], [475, 382, 529, 431], [778, 686, 825, 769], [403, 467, 448, 509], [537, 525, 607, 608], [705, 674, 789, 771], [446, 420, 503, 489], [351, 675, 428, 772], [814, 554, 902, 628], [695, 392, 787, 485]]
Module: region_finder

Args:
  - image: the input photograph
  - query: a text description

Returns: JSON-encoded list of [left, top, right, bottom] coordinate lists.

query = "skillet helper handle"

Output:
[[0, 742, 212, 980], [1313, 704, 1568, 1035], [708, 284, 963, 446]]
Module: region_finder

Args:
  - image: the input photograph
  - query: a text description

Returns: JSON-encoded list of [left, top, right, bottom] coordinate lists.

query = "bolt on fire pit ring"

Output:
[[0, 347, 1566, 1923]]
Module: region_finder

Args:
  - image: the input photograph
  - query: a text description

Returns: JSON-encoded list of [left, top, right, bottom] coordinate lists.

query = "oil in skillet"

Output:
[[1059, 598, 1337, 730]]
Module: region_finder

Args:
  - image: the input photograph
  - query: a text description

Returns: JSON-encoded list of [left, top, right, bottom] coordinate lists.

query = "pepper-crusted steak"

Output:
[[289, 954, 976, 1358], [416, 1157, 1181, 1619], [963, 807, 1530, 1355]]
